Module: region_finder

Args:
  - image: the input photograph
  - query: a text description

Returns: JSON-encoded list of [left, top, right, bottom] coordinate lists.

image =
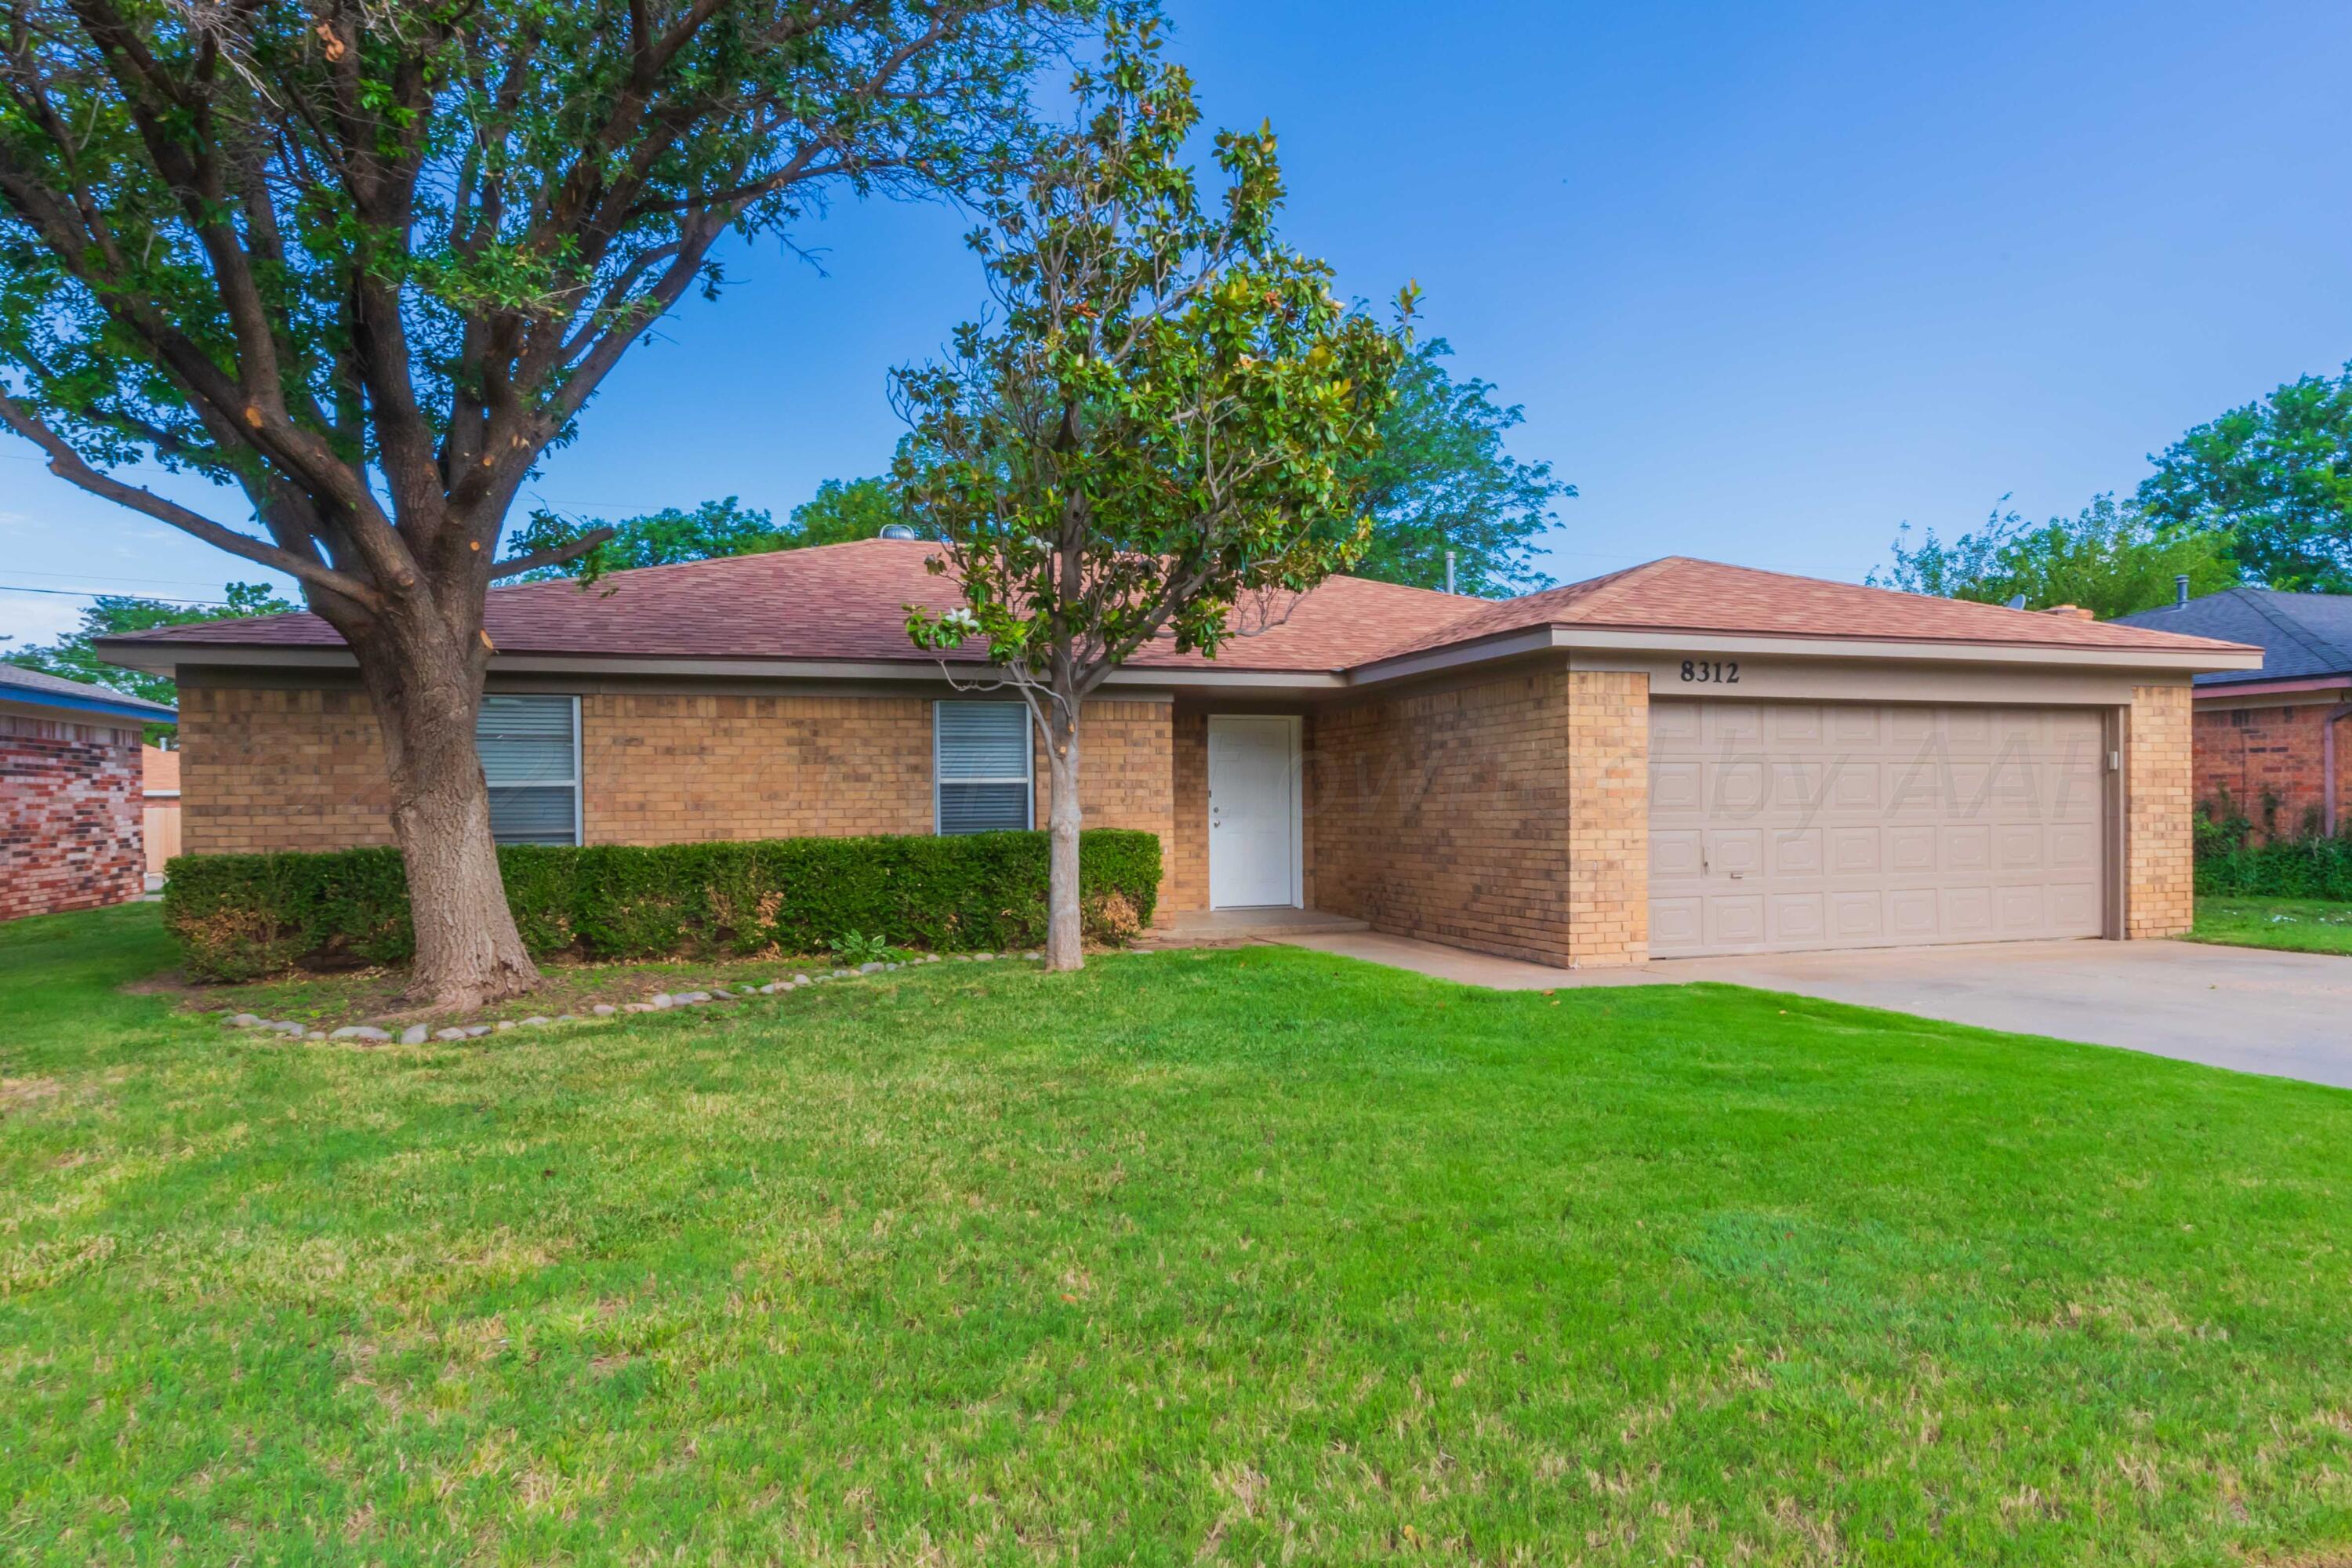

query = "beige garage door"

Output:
[[1648, 700, 2109, 958]]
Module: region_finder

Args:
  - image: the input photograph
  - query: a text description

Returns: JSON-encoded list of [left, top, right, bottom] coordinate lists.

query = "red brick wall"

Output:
[[2192, 695, 2352, 840], [1, 712, 145, 922]]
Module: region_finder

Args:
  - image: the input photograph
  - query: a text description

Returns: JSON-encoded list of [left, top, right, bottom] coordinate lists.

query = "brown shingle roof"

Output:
[[1365, 557, 2249, 661], [112, 540, 2251, 673]]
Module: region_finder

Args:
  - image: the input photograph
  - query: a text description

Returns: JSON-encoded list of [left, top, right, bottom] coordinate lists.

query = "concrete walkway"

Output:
[[1279, 931, 2352, 1091]]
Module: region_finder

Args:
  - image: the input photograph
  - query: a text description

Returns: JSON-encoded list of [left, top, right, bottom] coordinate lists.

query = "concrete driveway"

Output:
[[1283, 931, 2352, 1090]]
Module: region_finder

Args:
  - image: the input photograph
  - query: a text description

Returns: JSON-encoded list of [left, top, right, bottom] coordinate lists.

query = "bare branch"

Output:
[[485, 525, 615, 579]]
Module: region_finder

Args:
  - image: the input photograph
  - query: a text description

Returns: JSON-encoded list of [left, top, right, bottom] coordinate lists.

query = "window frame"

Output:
[[932, 699, 1034, 836], [477, 692, 583, 848]]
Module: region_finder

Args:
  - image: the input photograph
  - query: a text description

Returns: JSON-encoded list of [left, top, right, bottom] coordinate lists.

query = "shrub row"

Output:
[[2193, 822, 2352, 902], [164, 829, 1162, 982]]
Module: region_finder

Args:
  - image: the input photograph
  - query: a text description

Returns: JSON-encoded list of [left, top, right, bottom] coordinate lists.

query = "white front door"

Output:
[[1207, 715, 1299, 909]]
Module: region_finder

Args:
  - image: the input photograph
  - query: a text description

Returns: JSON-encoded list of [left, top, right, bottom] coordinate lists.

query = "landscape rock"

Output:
[[592, 1004, 616, 1016], [677, 991, 710, 1004], [304, 1030, 328, 1041], [328, 1025, 390, 1042], [858, 961, 884, 974], [228, 1013, 263, 1028], [434, 1028, 467, 1042], [832, 968, 855, 979], [521, 1015, 552, 1026], [793, 974, 812, 985], [651, 993, 673, 1008], [465, 1024, 492, 1037], [271, 1020, 306, 1036], [623, 1002, 654, 1014], [401, 1024, 430, 1044], [496, 1019, 515, 1031]]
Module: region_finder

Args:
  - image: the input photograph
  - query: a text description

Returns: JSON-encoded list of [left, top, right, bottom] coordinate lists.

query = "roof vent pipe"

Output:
[[1445, 550, 1457, 596], [877, 522, 920, 540], [2176, 573, 2190, 608]]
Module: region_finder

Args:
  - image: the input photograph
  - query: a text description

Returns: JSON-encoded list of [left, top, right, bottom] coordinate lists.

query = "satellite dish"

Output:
[[877, 523, 920, 540]]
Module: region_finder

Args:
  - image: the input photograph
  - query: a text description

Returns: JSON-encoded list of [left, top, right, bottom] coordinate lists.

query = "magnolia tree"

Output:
[[0, 0, 1115, 1006], [898, 22, 1411, 971]]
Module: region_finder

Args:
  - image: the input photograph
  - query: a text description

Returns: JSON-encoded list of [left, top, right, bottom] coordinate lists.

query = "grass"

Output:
[[5, 905, 2352, 1565], [2187, 895, 2352, 956]]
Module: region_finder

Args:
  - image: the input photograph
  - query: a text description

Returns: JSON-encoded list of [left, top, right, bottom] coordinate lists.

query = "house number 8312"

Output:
[[1679, 659, 1739, 684]]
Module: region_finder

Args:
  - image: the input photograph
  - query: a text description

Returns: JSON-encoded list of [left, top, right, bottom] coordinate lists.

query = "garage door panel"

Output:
[[1941, 886, 1994, 937], [1711, 760, 1767, 813], [1652, 760, 1704, 812], [1945, 823, 1992, 871], [1769, 892, 1827, 944], [1827, 827, 1881, 874], [1830, 891, 1885, 939], [1652, 829, 1705, 880], [1887, 826, 1937, 873], [1651, 897, 1703, 947], [1650, 699, 2109, 957], [2050, 823, 2097, 871]]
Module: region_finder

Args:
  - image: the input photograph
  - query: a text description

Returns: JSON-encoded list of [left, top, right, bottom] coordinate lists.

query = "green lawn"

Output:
[[2189, 895, 2352, 956], [5, 906, 2352, 1565]]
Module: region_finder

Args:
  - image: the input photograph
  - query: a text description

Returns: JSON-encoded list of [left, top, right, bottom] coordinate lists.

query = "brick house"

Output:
[[1, 663, 176, 923], [2114, 585, 2352, 840], [100, 542, 2255, 965]]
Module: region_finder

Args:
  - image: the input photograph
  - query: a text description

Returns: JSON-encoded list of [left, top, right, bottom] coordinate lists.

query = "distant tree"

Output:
[[1868, 495, 2239, 619], [2137, 363, 2352, 591], [1344, 339, 1570, 597], [3, 583, 297, 714], [506, 483, 924, 583], [898, 21, 1410, 971], [792, 477, 922, 546]]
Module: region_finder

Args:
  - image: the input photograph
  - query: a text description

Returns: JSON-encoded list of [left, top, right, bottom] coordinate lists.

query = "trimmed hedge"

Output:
[[164, 829, 1162, 982]]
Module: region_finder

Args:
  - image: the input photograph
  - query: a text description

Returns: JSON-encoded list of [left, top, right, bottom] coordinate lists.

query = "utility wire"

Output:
[[0, 583, 234, 606]]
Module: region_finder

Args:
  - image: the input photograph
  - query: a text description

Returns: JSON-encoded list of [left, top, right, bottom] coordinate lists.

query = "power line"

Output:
[[0, 583, 234, 605]]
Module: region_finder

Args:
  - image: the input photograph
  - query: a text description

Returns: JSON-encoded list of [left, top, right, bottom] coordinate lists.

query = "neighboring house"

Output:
[[141, 744, 182, 888], [2115, 583, 2352, 838], [0, 663, 176, 922], [99, 540, 2255, 965]]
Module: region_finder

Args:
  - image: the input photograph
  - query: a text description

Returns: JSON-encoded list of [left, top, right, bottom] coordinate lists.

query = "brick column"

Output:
[[1563, 670, 1650, 967], [2125, 684, 2194, 938]]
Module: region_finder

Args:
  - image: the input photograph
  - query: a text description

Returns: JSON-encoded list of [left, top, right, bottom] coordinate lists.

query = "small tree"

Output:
[[1868, 494, 2238, 619], [898, 21, 1410, 970], [0, 0, 1110, 1006]]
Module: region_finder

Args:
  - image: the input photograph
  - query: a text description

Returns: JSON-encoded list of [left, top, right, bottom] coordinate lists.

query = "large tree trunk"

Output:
[[1043, 696, 1084, 972], [350, 613, 540, 1011]]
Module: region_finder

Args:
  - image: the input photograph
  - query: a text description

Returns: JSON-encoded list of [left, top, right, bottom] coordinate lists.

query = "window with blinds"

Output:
[[477, 695, 580, 846], [935, 701, 1033, 834]]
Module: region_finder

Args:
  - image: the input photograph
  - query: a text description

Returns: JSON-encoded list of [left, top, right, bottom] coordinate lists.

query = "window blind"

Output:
[[477, 695, 579, 845], [935, 702, 1032, 834]]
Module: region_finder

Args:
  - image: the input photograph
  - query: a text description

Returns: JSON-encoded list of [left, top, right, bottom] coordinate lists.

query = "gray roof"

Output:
[[0, 660, 177, 720], [2113, 587, 2352, 687]]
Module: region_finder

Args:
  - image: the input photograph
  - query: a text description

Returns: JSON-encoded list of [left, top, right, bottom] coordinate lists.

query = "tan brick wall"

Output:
[[1033, 699, 1177, 918], [1563, 670, 1649, 966], [1169, 707, 1210, 913], [2126, 683, 2194, 938], [584, 692, 933, 843], [177, 684, 1178, 895], [178, 684, 397, 853], [1311, 666, 1582, 966]]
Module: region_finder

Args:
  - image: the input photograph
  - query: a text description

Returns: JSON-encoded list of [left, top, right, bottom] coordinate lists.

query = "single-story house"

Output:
[[100, 540, 2258, 965], [2114, 583, 2352, 838], [1, 662, 176, 922]]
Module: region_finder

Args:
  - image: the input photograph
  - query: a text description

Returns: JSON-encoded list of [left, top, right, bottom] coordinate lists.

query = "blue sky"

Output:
[[4, 0, 2350, 645]]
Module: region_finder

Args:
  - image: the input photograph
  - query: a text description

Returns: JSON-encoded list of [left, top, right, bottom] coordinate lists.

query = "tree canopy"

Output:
[[1868, 495, 2239, 619], [3, 583, 296, 708], [0, 0, 1116, 1004], [898, 20, 1408, 966], [506, 481, 918, 582], [2136, 362, 2352, 592], [1343, 338, 1568, 597]]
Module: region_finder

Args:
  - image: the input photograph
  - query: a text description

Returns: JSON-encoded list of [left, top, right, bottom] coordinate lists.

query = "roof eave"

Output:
[[0, 684, 176, 724], [1345, 624, 2266, 687]]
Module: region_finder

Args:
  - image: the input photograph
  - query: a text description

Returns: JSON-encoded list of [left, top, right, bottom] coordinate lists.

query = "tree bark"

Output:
[[1043, 695, 1084, 972], [349, 611, 541, 1011]]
